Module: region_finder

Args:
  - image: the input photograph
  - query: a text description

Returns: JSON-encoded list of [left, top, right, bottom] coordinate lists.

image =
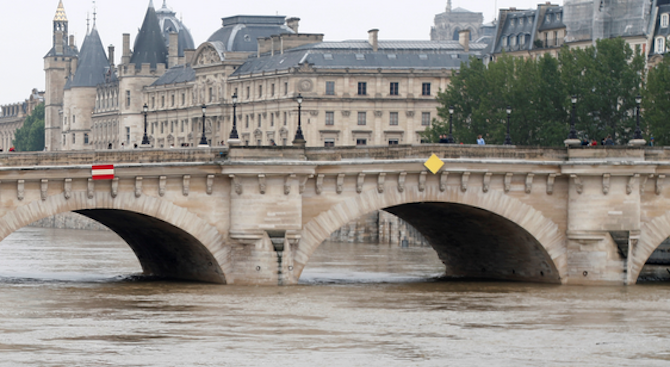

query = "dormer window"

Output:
[[519, 17, 524, 26], [502, 37, 508, 47], [556, 13, 561, 22], [511, 19, 515, 27], [546, 14, 551, 23], [662, 13, 669, 28], [656, 37, 665, 54]]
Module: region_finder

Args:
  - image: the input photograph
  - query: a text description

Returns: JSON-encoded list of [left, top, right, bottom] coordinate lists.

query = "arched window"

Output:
[[452, 28, 461, 41], [656, 37, 665, 54]]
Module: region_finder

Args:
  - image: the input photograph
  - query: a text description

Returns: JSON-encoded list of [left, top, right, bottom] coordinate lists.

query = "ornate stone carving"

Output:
[[285, 174, 295, 195], [135, 177, 143, 198], [461, 172, 470, 192], [230, 175, 242, 195], [627, 174, 639, 195], [405, 111, 415, 117], [298, 79, 313, 92], [571, 175, 583, 194], [299, 175, 313, 194], [341, 111, 351, 117], [309, 110, 319, 117], [335, 174, 345, 194], [17, 180, 24, 201], [258, 174, 267, 195], [87, 179, 94, 199], [419, 171, 427, 192], [602, 174, 610, 195], [547, 174, 557, 195], [483, 173, 492, 193], [182, 175, 191, 196], [316, 174, 325, 195], [657, 175, 665, 195], [111, 178, 119, 198], [525, 173, 534, 194], [504, 173, 513, 193], [378, 173, 386, 193], [41, 179, 48, 201], [357, 173, 365, 193], [158, 176, 166, 197], [440, 172, 448, 192], [374, 111, 383, 118], [63, 179, 72, 200], [398, 172, 407, 193]]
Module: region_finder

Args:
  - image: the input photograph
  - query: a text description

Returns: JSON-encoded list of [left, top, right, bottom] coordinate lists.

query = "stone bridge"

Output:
[[1, 145, 669, 286]]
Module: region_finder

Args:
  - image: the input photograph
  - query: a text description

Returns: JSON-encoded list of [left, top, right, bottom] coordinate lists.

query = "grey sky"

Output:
[[0, 0, 562, 105]]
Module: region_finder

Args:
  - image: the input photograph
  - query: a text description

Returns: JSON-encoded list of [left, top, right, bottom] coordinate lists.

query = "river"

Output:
[[0, 227, 668, 366]]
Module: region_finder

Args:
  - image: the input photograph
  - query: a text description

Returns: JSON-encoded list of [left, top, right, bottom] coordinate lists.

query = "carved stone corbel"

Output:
[[657, 174, 666, 195], [134, 177, 143, 198], [182, 175, 190, 196], [229, 175, 242, 195], [299, 175, 313, 194], [547, 174, 557, 195], [111, 178, 119, 198], [206, 175, 215, 195], [87, 178, 94, 199], [627, 174, 639, 195], [418, 171, 427, 192], [356, 173, 365, 194], [336, 174, 345, 194], [159, 176, 167, 197], [378, 173, 386, 193], [316, 174, 325, 195], [64, 179, 72, 200], [571, 174, 583, 194], [285, 174, 296, 195], [504, 173, 513, 193], [461, 172, 470, 192], [440, 172, 448, 192], [41, 179, 48, 201], [602, 174, 610, 195], [398, 172, 407, 193], [482, 173, 492, 193], [258, 174, 267, 195], [17, 180, 24, 201], [525, 173, 534, 194]]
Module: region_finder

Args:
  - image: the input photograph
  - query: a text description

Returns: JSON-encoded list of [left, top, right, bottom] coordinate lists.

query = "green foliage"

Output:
[[424, 38, 646, 146], [644, 57, 670, 146], [13, 103, 45, 152]]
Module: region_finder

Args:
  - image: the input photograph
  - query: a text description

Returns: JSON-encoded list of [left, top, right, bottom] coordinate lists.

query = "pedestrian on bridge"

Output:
[[477, 135, 485, 145]]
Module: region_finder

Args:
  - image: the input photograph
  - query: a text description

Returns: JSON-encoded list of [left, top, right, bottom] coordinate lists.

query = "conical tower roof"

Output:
[[70, 27, 110, 88], [130, 1, 168, 69], [54, 0, 68, 21]]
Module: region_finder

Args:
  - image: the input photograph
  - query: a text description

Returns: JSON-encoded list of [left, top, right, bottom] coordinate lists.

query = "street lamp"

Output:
[[504, 106, 512, 145], [569, 95, 578, 140], [634, 94, 643, 140], [292, 94, 306, 146], [447, 106, 455, 144], [229, 93, 239, 140], [141, 104, 150, 146], [198, 104, 208, 147]]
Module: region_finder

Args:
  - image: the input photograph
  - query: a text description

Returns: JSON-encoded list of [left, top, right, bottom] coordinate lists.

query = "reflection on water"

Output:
[[0, 228, 669, 366]]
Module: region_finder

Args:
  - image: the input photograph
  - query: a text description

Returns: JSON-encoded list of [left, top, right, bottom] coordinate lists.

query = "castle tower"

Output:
[[44, 0, 78, 151]]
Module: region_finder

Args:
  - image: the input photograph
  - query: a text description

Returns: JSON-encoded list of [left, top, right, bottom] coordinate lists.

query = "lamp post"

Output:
[[634, 94, 643, 140], [569, 95, 578, 140], [447, 106, 455, 144], [198, 104, 208, 147], [229, 93, 239, 140], [292, 94, 306, 146], [141, 104, 150, 146], [504, 106, 512, 145]]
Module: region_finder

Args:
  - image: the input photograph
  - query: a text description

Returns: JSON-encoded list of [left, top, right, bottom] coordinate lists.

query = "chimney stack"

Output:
[[122, 33, 131, 65], [368, 29, 379, 52], [55, 30, 64, 55], [459, 30, 470, 52], [286, 17, 300, 33], [184, 49, 195, 64], [108, 45, 115, 68], [69, 35, 75, 47], [169, 32, 179, 68]]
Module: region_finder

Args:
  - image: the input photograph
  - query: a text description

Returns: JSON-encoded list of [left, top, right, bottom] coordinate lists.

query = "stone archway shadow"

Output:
[[629, 213, 670, 284]]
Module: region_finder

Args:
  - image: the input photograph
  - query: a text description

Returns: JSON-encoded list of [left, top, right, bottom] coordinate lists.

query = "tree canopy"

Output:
[[13, 103, 45, 152]]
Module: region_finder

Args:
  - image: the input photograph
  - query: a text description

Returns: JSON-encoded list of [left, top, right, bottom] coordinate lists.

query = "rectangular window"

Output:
[[422, 83, 431, 96], [389, 112, 399, 126], [151, 97, 155, 109], [283, 112, 287, 126], [388, 138, 399, 145], [390, 82, 399, 96], [324, 138, 335, 147], [245, 115, 249, 129], [181, 93, 185, 105], [84, 133, 89, 144], [357, 82, 367, 95], [171, 121, 174, 133], [271, 113, 274, 127], [284, 82, 288, 95], [161, 96, 165, 107], [421, 112, 431, 126], [326, 81, 335, 95], [259, 85, 263, 98], [171, 94, 175, 106], [181, 120, 184, 132], [246, 86, 250, 99], [325, 111, 335, 125], [126, 91, 130, 107], [258, 114, 262, 128], [662, 13, 669, 28], [358, 112, 366, 126], [657, 37, 665, 54], [356, 138, 367, 146], [72, 133, 75, 144], [126, 127, 130, 143], [271, 83, 275, 96]]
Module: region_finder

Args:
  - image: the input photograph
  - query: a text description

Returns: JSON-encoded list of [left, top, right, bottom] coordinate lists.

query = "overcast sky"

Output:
[[0, 0, 563, 105]]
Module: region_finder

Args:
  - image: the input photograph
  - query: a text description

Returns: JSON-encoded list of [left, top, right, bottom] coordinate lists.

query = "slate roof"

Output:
[[539, 7, 565, 31], [68, 27, 111, 88], [493, 9, 537, 53], [156, 1, 195, 57], [130, 3, 169, 69], [207, 15, 295, 53], [150, 64, 195, 86], [651, 4, 670, 55]]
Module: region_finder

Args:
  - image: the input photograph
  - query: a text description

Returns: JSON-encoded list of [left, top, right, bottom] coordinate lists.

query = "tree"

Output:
[[13, 103, 45, 152], [644, 57, 670, 146]]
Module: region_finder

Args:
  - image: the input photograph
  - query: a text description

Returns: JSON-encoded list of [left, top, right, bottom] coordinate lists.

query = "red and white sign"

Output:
[[92, 165, 114, 180]]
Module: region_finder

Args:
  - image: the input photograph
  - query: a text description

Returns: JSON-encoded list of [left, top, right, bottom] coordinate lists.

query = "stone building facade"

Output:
[[0, 89, 44, 151]]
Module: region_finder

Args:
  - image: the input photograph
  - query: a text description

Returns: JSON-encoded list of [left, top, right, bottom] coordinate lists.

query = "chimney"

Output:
[[169, 32, 179, 68], [69, 35, 75, 47], [108, 45, 115, 68], [286, 17, 300, 33], [368, 29, 379, 52], [55, 30, 64, 55], [122, 33, 131, 65], [459, 30, 470, 52], [184, 49, 195, 64]]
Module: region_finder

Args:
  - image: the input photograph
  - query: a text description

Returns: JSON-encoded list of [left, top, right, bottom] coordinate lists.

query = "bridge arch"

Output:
[[296, 185, 567, 284], [0, 192, 230, 284], [629, 213, 670, 284]]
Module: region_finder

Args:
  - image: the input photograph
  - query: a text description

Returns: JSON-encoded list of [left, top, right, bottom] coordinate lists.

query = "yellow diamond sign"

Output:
[[424, 154, 444, 174]]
